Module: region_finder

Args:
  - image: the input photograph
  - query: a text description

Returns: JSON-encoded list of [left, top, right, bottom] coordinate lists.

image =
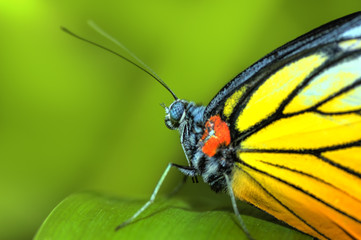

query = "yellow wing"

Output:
[[230, 39, 361, 240]]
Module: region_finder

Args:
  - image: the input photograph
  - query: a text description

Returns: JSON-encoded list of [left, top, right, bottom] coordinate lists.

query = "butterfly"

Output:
[[63, 11, 361, 240], [159, 12, 361, 240]]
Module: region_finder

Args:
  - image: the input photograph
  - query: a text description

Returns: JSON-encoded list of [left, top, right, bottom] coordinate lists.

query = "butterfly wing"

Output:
[[205, 12, 361, 121], [205, 13, 361, 240], [233, 41, 361, 240]]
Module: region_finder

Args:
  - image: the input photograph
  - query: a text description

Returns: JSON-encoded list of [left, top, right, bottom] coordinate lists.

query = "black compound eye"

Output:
[[169, 101, 185, 122]]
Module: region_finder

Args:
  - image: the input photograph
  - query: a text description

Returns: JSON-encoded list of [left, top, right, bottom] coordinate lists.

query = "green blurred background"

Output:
[[1, 1, 360, 239]]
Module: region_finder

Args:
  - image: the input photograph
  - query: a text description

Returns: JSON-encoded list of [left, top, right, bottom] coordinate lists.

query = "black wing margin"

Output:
[[204, 12, 361, 121]]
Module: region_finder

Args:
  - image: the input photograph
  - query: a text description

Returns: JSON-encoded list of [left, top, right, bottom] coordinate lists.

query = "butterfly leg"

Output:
[[115, 162, 197, 231], [224, 174, 253, 240]]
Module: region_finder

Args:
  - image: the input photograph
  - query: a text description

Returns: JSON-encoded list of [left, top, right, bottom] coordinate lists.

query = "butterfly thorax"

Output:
[[165, 99, 236, 192]]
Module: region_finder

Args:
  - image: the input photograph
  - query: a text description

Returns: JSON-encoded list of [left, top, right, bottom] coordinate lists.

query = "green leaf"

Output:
[[34, 192, 312, 240]]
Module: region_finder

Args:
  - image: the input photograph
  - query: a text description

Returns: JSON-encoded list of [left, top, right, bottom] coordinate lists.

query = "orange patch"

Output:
[[201, 115, 231, 157]]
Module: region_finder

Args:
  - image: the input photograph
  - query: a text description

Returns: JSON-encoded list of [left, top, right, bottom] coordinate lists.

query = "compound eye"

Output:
[[169, 101, 185, 122]]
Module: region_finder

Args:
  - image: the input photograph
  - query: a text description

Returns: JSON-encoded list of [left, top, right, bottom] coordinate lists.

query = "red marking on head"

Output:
[[201, 115, 231, 157]]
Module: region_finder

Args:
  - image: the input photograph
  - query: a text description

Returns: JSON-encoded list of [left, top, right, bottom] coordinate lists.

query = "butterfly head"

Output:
[[164, 100, 187, 130]]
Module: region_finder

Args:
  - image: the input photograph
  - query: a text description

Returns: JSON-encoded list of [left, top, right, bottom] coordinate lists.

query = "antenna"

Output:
[[61, 26, 178, 100]]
